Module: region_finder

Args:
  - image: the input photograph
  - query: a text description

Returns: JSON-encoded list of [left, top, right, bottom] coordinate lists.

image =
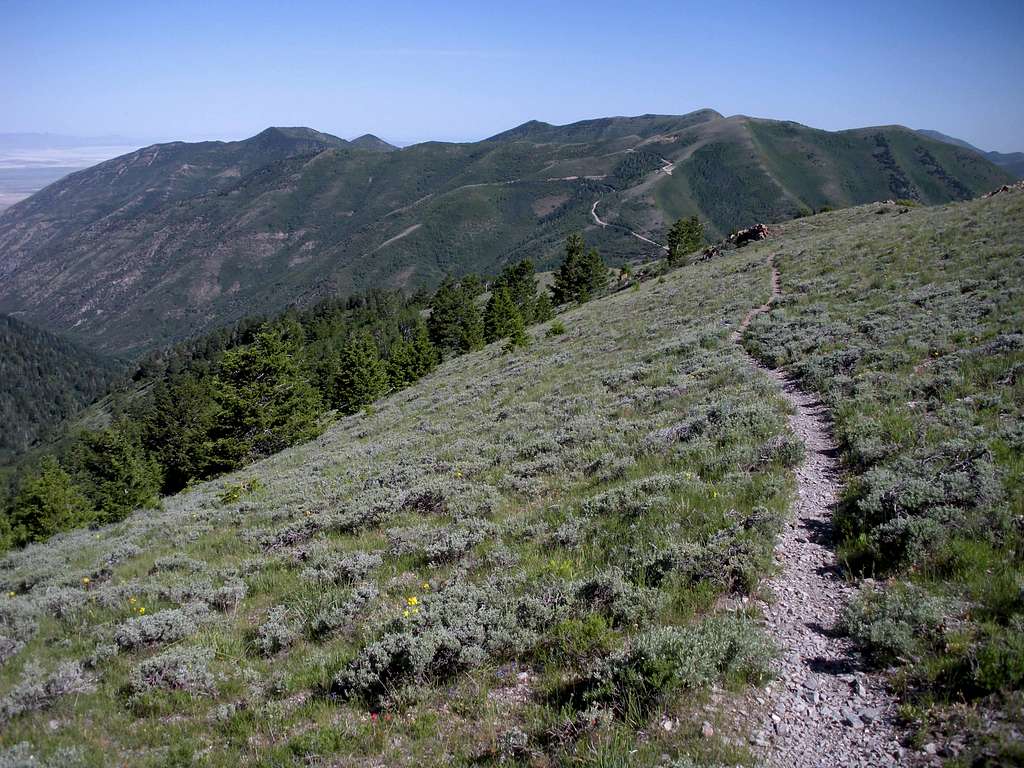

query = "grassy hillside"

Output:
[[1, 188, 1021, 765], [0, 315, 124, 463], [0, 112, 1012, 356], [743, 189, 1024, 762], [0, 245, 796, 765]]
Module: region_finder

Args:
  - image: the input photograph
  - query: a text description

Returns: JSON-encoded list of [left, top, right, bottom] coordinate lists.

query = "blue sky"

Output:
[[2, 0, 1022, 150]]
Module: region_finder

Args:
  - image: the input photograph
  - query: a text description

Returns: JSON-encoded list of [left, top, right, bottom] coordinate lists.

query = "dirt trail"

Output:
[[736, 257, 905, 767], [590, 199, 668, 251]]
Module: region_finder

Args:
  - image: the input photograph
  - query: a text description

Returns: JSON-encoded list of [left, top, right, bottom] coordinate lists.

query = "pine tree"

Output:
[[551, 233, 609, 304], [333, 331, 390, 414], [429, 277, 485, 354], [409, 320, 439, 378], [71, 424, 160, 524], [207, 329, 323, 470], [389, 319, 440, 388], [484, 286, 521, 343], [493, 260, 538, 323], [583, 248, 609, 299], [666, 216, 705, 265], [459, 296, 485, 352], [503, 306, 528, 351], [533, 291, 555, 323], [10, 456, 92, 544], [551, 233, 587, 305], [387, 337, 416, 390], [137, 374, 216, 494]]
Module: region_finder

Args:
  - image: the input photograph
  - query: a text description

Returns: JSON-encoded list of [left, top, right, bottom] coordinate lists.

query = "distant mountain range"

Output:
[[0, 111, 1014, 355], [916, 129, 1024, 179]]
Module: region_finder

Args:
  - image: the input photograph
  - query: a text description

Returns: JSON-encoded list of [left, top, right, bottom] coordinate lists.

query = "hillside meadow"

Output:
[[1, 188, 1022, 766], [744, 188, 1024, 762], [1, 243, 794, 766]]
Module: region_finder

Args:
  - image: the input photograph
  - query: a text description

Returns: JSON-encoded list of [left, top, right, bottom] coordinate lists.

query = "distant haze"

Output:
[[0, 136, 144, 210]]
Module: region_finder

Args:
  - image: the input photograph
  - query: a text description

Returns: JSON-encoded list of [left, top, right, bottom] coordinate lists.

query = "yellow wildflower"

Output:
[[7, 591, 14, 598], [422, 582, 431, 591], [407, 596, 419, 607], [139, 607, 146, 615], [129, 596, 137, 604], [403, 609, 410, 619], [82, 577, 90, 585], [454, 470, 463, 478]]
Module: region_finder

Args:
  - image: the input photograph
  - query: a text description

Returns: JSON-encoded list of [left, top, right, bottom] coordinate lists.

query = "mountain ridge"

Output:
[[0, 110, 1013, 355], [916, 128, 1024, 179]]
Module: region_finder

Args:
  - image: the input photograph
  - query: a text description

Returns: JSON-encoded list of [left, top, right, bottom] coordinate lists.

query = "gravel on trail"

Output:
[[734, 257, 908, 767]]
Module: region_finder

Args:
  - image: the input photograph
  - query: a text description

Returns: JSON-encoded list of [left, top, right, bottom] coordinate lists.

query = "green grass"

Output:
[[3, 184, 1021, 766], [743, 188, 1024, 762], [0, 244, 790, 766]]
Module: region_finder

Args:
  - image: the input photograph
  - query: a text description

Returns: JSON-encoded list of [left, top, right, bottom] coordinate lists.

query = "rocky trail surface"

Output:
[[735, 258, 907, 767]]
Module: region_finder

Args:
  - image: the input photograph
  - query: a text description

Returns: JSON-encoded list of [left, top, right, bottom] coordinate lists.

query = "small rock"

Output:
[[860, 707, 881, 724], [701, 721, 714, 738], [923, 743, 938, 755], [661, 718, 674, 732], [803, 674, 819, 691]]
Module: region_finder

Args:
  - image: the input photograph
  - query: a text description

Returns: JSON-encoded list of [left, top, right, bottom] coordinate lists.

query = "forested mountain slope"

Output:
[[0, 111, 1011, 356], [0, 314, 124, 462]]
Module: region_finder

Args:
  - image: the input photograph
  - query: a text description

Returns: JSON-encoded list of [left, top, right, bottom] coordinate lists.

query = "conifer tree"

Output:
[[503, 305, 528, 351], [583, 248, 610, 299], [551, 233, 587, 305], [551, 233, 609, 304], [484, 286, 521, 343], [389, 320, 440, 388], [493, 259, 538, 323], [387, 337, 416, 390], [459, 296, 485, 352], [206, 329, 322, 470], [10, 456, 92, 544], [137, 374, 216, 494], [409, 320, 439, 378], [428, 277, 463, 352], [71, 424, 161, 524], [333, 331, 390, 414], [0, 512, 11, 552], [428, 277, 485, 354], [533, 290, 555, 323], [666, 216, 705, 265]]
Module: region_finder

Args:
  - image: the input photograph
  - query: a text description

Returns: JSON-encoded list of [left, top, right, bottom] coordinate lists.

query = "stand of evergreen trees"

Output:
[[0, 235, 611, 551]]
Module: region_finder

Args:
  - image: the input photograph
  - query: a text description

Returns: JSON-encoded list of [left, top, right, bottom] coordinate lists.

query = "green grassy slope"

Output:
[[1, 189, 1020, 765], [0, 246, 796, 766], [0, 113, 1013, 356], [743, 189, 1024, 762]]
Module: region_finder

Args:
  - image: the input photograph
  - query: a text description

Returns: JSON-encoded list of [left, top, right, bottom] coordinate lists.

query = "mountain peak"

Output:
[[248, 126, 348, 149], [350, 133, 397, 152]]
